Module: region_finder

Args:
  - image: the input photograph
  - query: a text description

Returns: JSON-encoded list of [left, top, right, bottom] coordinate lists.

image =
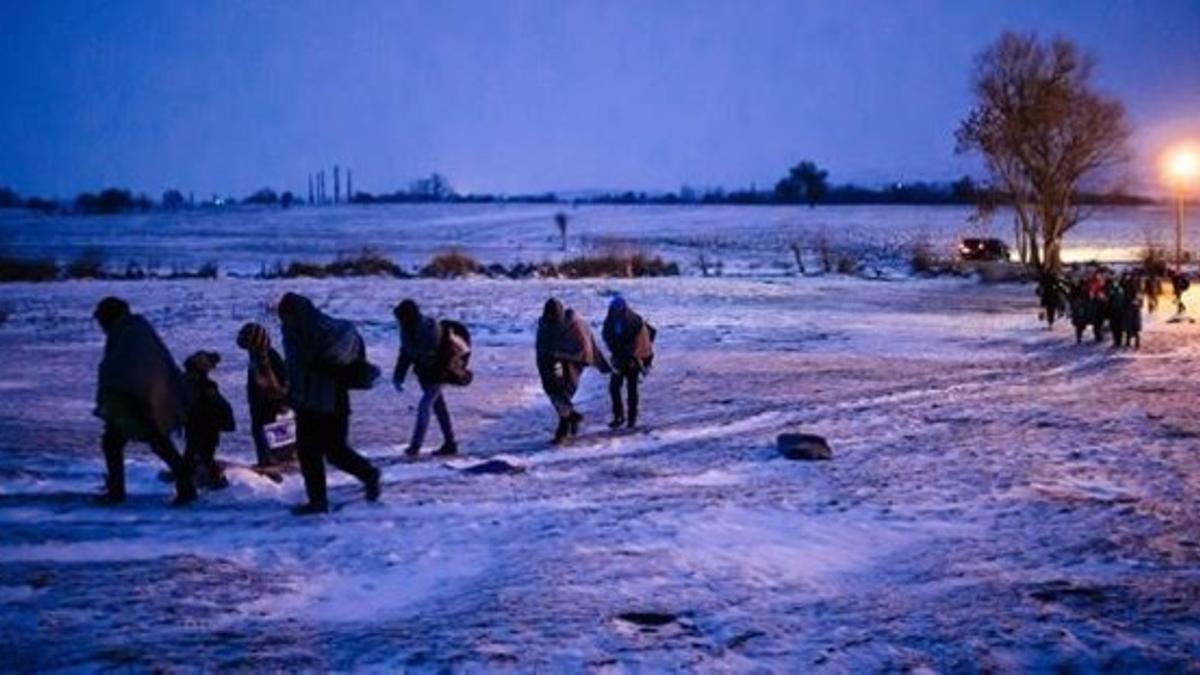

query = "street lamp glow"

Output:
[[1164, 144, 1199, 184]]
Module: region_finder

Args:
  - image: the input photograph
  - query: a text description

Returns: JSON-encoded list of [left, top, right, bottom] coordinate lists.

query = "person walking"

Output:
[[1121, 274, 1143, 348], [236, 322, 294, 467], [1171, 271, 1190, 317], [1106, 277, 1127, 348], [536, 297, 611, 444], [601, 296, 656, 429], [278, 292, 381, 515], [180, 350, 234, 489], [393, 299, 469, 459], [91, 297, 196, 506], [1067, 279, 1093, 345]]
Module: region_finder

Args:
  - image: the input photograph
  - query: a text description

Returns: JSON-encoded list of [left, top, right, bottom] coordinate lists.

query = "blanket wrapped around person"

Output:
[[95, 313, 189, 442]]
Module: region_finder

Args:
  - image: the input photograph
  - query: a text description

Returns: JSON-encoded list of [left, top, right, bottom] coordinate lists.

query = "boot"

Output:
[[170, 482, 198, 508], [568, 411, 583, 437], [608, 415, 626, 429], [627, 412, 638, 429], [552, 417, 570, 445], [403, 445, 420, 460], [94, 490, 126, 506], [363, 468, 381, 503], [291, 501, 329, 516], [432, 441, 458, 457]]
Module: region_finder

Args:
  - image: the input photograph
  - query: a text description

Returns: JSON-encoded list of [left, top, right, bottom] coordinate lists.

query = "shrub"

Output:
[[270, 250, 404, 279], [196, 261, 219, 279], [0, 256, 58, 282], [558, 252, 679, 278], [326, 249, 403, 277], [421, 249, 483, 278], [64, 248, 107, 279], [282, 261, 329, 279], [835, 252, 860, 275]]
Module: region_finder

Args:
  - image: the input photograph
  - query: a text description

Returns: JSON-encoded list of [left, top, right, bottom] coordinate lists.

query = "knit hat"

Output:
[[184, 350, 221, 375], [608, 295, 627, 312], [237, 322, 271, 352]]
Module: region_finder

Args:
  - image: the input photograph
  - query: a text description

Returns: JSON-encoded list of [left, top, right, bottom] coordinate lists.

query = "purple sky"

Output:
[[1, 0, 1198, 198]]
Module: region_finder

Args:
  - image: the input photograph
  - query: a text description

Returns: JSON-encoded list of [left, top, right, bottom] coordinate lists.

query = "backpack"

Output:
[[438, 320, 474, 386], [328, 329, 380, 390]]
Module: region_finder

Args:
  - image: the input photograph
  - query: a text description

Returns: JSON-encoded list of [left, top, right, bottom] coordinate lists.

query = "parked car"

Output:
[[959, 238, 1010, 262]]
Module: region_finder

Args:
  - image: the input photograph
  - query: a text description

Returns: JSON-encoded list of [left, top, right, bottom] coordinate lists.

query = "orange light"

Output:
[[1163, 143, 1200, 186]]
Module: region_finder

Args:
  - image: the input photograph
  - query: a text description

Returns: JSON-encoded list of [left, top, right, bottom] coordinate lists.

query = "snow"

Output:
[[0, 203, 1187, 275], [0, 207, 1198, 669]]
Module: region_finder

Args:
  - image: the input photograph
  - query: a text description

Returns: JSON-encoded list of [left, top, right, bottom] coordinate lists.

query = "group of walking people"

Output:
[[91, 292, 655, 514], [1037, 264, 1192, 347]]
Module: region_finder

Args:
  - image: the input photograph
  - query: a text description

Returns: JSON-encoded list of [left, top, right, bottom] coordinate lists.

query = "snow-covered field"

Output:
[[0, 273, 1198, 671], [0, 203, 1187, 275]]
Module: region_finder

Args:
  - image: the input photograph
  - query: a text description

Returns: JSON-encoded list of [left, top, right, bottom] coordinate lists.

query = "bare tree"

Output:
[[956, 32, 1130, 274]]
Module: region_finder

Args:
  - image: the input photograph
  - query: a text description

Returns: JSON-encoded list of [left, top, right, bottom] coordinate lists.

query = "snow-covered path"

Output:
[[0, 276, 1197, 671]]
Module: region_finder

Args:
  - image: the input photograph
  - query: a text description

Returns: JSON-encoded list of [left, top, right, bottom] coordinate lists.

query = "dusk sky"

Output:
[[1, 0, 1198, 198]]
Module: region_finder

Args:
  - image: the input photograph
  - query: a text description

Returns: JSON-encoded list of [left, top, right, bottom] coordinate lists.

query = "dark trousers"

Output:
[[183, 430, 226, 489], [295, 409, 376, 507], [541, 361, 583, 419], [102, 424, 191, 497], [609, 369, 640, 421]]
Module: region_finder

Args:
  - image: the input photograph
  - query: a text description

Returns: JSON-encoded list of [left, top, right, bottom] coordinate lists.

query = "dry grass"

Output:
[[421, 249, 484, 278]]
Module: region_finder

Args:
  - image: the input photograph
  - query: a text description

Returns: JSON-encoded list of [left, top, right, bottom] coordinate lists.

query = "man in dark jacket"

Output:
[[393, 299, 458, 458], [278, 292, 381, 515], [92, 297, 196, 506], [601, 295, 654, 429], [536, 297, 611, 444], [237, 322, 294, 466]]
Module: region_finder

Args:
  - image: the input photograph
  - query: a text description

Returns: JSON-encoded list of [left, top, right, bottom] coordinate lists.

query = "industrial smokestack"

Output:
[[347, 169, 353, 203], [334, 165, 341, 204]]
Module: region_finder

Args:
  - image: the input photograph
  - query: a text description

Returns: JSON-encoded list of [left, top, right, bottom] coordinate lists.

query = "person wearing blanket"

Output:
[[92, 296, 197, 507], [536, 297, 611, 445], [277, 292, 381, 515]]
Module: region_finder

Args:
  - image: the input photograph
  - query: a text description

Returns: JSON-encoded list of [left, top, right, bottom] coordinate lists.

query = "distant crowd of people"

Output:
[[90, 293, 655, 514], [1036, 264, 1191, 347]]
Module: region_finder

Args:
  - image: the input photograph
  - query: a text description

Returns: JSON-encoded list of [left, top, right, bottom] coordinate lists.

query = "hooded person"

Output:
[[393, 299, 460, 458], [92, 296, 196, 506], [1121, 275, 1143, 348], [181, 350, 234, 490], [278, 292, 381, 515], [1067, 279, 1093, 345], [1106, 278, 1127, 348], [237, 322, 294, 466], [536, 297, 611, 444], [601, 295, 655, 429]]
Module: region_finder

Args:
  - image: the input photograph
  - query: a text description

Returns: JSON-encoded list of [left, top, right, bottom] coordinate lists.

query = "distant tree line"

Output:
[[0, 160, 1155, 217]]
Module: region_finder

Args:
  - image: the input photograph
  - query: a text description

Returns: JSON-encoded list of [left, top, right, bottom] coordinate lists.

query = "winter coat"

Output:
[[185, 375, 236, 444], [95, 314, 189, 441], [1107, 283, 1128, 330], [1068, 285, 1093, 327], [602, 306, 654, 372], [247, 347, 288, 420], [394, 314, 444, 387], [536, 299, 610, 377], [1122, 287, 1143, 333], [281, 295, 363, 415]]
